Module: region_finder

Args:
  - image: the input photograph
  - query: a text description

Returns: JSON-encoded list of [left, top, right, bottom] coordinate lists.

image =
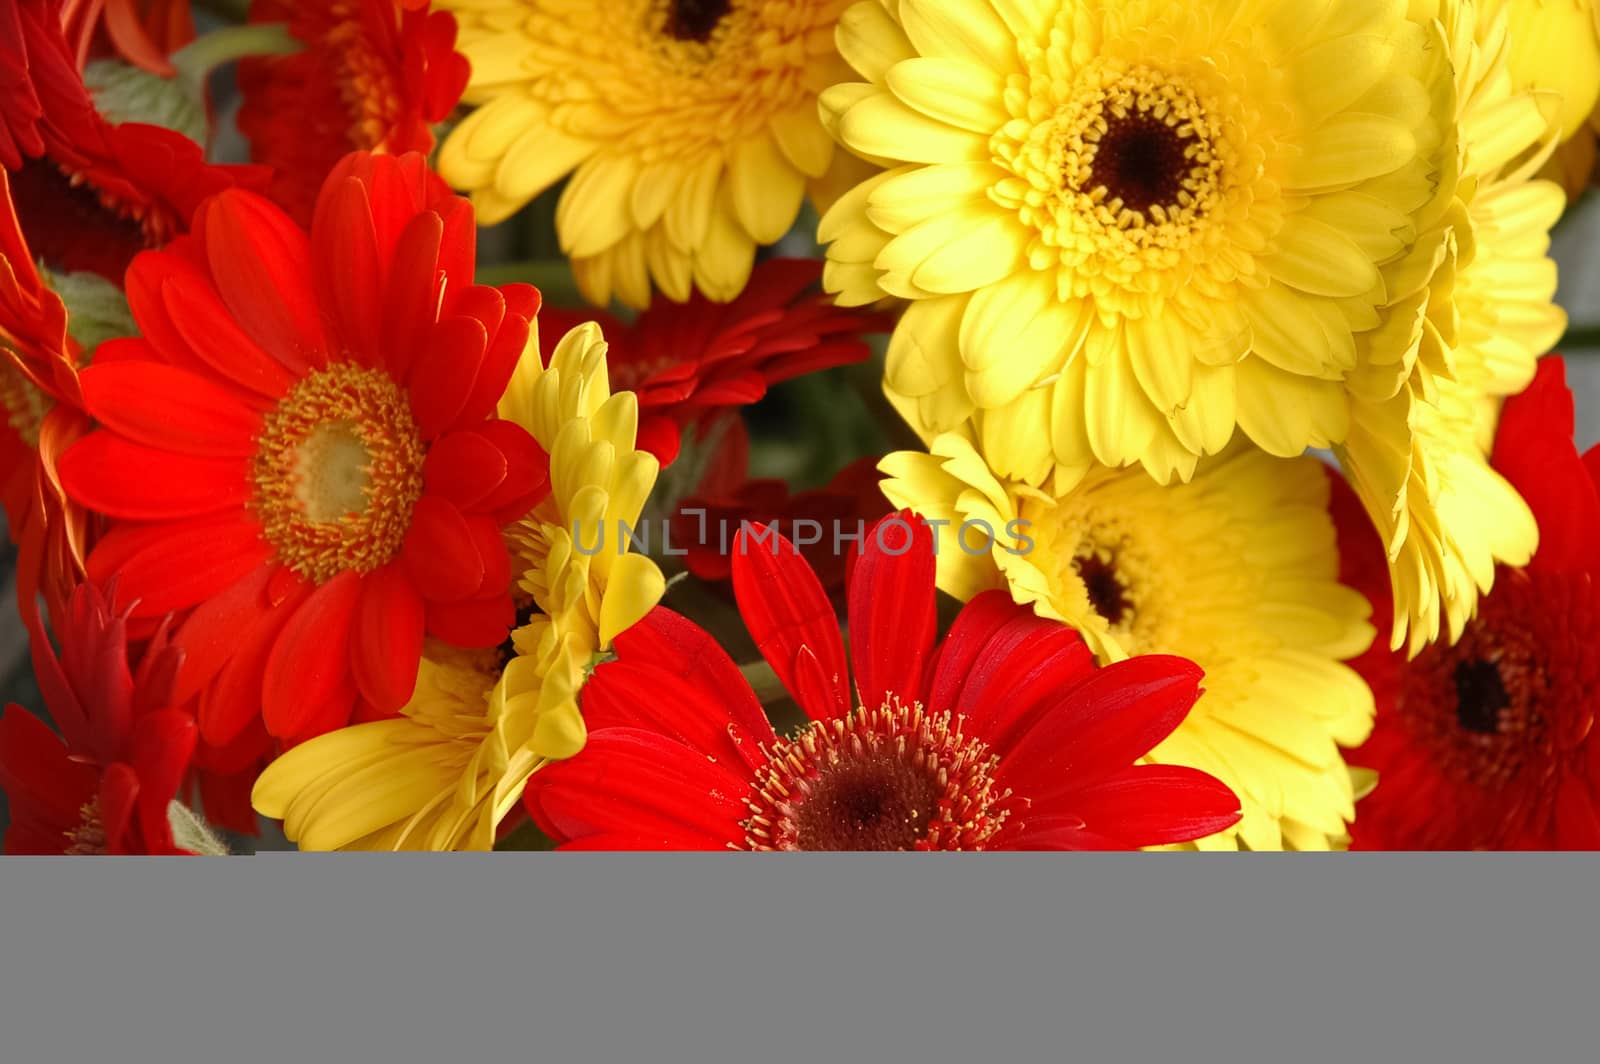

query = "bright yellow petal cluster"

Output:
[[821, 0, 1452, 489], [1490, 0, 1600, 141], [882, 435, 1376, 850], [1334, 0, 1564, 654], [436, 0, 862, 308], [252, 324, 666, 851]]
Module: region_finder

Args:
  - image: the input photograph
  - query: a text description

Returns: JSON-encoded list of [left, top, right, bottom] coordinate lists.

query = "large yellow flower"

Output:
[[436, 0, 860, 308], [1491, 0, 1600, 142], [1334, 0, 1564, 655], [881, 434, 1375, 850], [252, 324, 666, 850], [820, 0, 1452, 488]]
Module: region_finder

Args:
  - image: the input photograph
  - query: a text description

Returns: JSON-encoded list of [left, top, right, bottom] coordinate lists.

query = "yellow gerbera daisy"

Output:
[[820, 0, 1452, 487], [1491, 0, 1600, 142], [252, 323, 666, 850], [881, 433, 1376, 850], [1334, 0, 1564, 655], [435, 0, 860, 308]]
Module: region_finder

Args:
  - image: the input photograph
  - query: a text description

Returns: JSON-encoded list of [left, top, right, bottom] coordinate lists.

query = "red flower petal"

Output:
[[198, 593, 303, 748], [379, 210, 443, 382], [994, 655, 1205, 800], [529, 729, 749, 848], [314, 174, 384, 364], [160, 266, 298, 401], [0, 707, 93, 838], [423, 429, 508, 512], [407, 315, 487, 438], [87, 514, 273, 618], [471, 419, 549, 520], [402, 495, 485, 602], [200, 190, 328, 372], [848, 513, 936, 713], [60, 433, 251, 520], [261, 570, 362, 739], [1054, 765, 1242, 848], [350, 564, 426, 713], [731, 523, 850, 722], [424, 593, 513, 647], [79, 361, 262, 457], [171, 567, 275, 703], [1493, 357, 1600, 576]]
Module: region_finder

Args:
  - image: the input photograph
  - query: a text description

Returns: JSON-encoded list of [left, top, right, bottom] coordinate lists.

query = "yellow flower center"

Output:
[[1020, 490, 1178, 660], [65, 800, 108, 855], [743, 698, 1015, 851], [0, 357, 51, 448], [253, 363, 425, 584]]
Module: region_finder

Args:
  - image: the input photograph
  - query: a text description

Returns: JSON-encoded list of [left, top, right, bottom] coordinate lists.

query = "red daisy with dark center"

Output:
[[539, 259, 890, 466], [2, 0, 266, 281], [57, 151, 550, 751], [1, 166, 93, 628], [238, 0, 470, 224], [0, 580, 196, 854], [524, 513, 1242, 851], [1341, 357, 1600, 850]]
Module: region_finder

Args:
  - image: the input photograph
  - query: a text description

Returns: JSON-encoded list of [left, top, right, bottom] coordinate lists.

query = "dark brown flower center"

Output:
[[1086, 110, 1198, 215], [665, 0, 732, 42], [743, 699, 1015, 851], [1074, 551, 1132, 626], [1454, 659, 1511, 735], [8, 157, 164, 282]]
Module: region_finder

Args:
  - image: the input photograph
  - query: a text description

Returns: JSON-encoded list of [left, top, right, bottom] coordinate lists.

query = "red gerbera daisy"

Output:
[[524, 514, 1241, 851], [0, 580, 196, 854], [1, 166, 92, 628], [238, 0, 469, 224], [57, 150, 549, 751], [1341, 357, 1600, 850], [2, 0, 264, 281], [59, 0, 195, 75], [539, 259, 890, 466]]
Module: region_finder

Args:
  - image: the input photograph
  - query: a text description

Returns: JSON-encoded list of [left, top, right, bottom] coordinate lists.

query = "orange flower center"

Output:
[[253, 363, 425, 584], [743, 698, 1015, 851], [0, 358, 51, 448], [326, 1, 405, 148]]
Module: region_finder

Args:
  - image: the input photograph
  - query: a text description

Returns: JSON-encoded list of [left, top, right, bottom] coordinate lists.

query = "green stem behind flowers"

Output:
[[171, 23, 302, 86]]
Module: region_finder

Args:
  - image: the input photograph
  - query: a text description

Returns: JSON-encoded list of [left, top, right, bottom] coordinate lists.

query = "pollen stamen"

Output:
[[253, 363, 424, 584], [742, 697, 1016, 851]]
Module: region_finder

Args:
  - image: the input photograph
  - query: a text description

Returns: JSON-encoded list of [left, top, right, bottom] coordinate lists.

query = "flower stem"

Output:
[[170, 23, 302, 85], [740, 660, 789, 705]]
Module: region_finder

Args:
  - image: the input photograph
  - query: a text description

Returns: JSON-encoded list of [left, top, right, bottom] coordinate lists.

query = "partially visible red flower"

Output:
[[671, 452, 891, 590], [1, 166, 92, 628], [540, 259, 890, 466], [0, 580, 196, 854], [525, 514, 1241, 851], [57, 151, 549, 752], [2, 0, 265, 281], [60, 0, 195, 75], [238, 0, 469, 224], [1342, 357, 1600, 850]]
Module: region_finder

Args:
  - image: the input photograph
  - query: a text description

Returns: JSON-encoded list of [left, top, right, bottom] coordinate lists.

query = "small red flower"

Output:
[[2, 0, 264, 281], [0, 166, 92, 628], [540, 259, 890, 465], [671, 450, 892, 590], [524, 514, 1241, 851], [1341, 357, 1600, 850], [58, 151, 549, 751], [238, 0, 469, 224], [0, 580, 196, 854]]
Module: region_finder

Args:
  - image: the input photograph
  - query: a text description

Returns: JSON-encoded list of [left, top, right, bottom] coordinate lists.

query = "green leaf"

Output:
[[82, 59, 207, 145], [39, 266, 138, 356]]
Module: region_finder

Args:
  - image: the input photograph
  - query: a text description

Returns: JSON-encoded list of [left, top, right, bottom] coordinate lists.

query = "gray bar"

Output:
[[0, 855, 1593, 1062]]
